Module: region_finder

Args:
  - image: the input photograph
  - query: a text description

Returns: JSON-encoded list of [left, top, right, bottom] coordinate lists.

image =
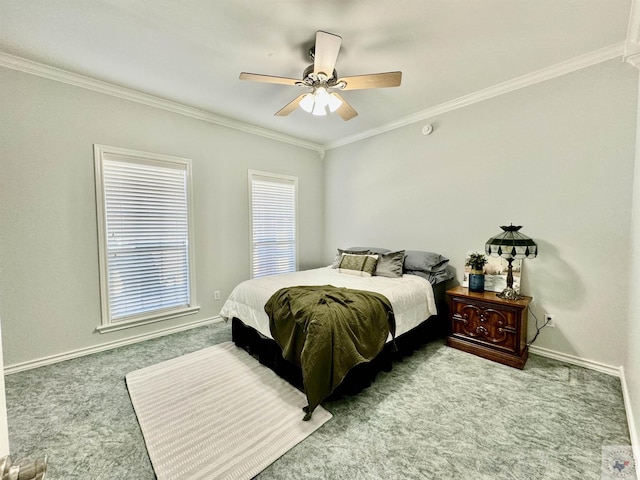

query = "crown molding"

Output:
[[625, 0, 640, 71], [0, 51, 324, 155], [625, 0, 640, 61], [626, 52, 640, 69], [324, 42, 626, 150], [0, 43, 626, 154]]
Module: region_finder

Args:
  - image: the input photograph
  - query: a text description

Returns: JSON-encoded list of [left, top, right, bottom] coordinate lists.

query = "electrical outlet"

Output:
[[544, 314, 555, 328], [214, 290, 221, 301]]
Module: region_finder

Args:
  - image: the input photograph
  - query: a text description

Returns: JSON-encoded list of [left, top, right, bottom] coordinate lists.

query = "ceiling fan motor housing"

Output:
[[301, 65, 340, 88]]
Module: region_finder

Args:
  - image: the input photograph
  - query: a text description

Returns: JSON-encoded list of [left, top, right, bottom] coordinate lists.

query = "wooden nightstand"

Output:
[[446, 286, 531, 369]]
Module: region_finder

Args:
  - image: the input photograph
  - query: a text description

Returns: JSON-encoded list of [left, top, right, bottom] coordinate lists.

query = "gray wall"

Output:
[[627, 73, 640, 462], [0, 67, 324, 366], [324, 59, 638, 367]]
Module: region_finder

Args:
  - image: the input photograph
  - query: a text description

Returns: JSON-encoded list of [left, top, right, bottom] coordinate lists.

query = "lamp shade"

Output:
[[327, 93, 343, 112], [485, 224, 537, 259], [299, 93, 315, 113]]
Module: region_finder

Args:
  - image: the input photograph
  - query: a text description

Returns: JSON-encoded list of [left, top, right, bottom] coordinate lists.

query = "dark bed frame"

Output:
[[231, 281, 451, 399]]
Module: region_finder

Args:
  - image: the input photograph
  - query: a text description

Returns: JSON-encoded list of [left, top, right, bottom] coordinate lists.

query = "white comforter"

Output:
[[219, 267, 438, 341]]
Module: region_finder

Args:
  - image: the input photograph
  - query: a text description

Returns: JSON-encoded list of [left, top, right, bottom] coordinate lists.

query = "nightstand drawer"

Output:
[[446, 286, 531, 369], [451, 299, 520, 353]]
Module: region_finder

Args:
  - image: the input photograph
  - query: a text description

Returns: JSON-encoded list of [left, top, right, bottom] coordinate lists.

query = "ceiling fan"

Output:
[[239, 31, 402, 121]]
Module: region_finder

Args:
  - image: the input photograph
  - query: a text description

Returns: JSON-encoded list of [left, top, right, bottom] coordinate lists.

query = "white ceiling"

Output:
[[0, 0, 633, 147]]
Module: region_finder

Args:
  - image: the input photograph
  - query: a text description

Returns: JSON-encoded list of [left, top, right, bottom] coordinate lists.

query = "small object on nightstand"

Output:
[[465, 252, 487, 293], [446, 286, 531, 369]]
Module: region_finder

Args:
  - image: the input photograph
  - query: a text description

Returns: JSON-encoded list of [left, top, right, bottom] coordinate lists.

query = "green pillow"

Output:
[[338, 254, 379, 277], [331, 248, 371, 268]]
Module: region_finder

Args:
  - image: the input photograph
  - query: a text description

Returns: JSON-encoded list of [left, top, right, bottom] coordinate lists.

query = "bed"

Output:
[[220, 248, 453, 418]]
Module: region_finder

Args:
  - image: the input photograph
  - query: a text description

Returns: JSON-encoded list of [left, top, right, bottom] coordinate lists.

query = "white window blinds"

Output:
[[94, 145, 198, 331], [249, 171, 298, 278]]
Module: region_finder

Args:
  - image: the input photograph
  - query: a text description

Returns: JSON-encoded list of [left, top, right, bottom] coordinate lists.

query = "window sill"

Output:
[[96, 305, 201, 334]]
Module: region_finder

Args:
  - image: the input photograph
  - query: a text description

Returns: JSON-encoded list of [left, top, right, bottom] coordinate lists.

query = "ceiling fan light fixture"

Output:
[[299, 93, 315, 113], [298, 88, 342, 116], [315, 87, 329, 103], [311, 99, 327, 116], [327, 93, 342, 112], [310, 87, 330, 116]]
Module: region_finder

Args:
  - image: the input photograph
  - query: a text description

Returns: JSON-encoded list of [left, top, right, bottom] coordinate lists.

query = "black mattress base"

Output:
[[231, 313, 448, 401]]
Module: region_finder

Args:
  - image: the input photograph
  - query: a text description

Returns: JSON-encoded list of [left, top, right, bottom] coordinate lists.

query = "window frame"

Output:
[[248, 170, 299, 279], [94, 144, 199, 333]]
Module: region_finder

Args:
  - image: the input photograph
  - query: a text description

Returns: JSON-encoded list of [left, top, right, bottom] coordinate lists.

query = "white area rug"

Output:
[[126, 341, 332, 480]]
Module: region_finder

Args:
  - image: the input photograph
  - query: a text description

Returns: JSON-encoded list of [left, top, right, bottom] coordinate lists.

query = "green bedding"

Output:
[[265, 284, 395, 420]]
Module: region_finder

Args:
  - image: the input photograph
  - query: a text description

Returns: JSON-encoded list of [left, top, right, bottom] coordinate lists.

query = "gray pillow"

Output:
[[347, 247, 391, 255], [331, 248, 371, 268], [374, 250, 405, 278], [403, 250, 449, 273], [405, 266, 455, 285]]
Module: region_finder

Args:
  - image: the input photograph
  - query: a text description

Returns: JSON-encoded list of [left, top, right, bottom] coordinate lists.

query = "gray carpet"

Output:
[[4, 321, 634, 479]]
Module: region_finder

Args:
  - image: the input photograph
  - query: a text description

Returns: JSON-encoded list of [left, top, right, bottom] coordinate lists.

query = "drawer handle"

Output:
[[453, 314, 468, 326]]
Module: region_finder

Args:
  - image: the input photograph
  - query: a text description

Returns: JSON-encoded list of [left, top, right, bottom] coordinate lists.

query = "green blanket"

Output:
[[265, 284, 395, 420]]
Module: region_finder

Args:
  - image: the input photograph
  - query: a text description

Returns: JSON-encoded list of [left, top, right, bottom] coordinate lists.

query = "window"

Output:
[[94, 145, 198, 332], [248, 170, 298, 278]]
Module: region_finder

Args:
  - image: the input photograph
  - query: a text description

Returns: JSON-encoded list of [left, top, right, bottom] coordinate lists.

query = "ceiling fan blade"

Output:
[[332, 93, 358, 121], [239, 72, 300, 86], [337, 71, 402, 90], [275, 94, 306, 116], [313, 31, 342, 76]]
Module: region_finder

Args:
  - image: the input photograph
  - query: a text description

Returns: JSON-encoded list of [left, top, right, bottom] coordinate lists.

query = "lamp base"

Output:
[[496, 287, 523, 301]]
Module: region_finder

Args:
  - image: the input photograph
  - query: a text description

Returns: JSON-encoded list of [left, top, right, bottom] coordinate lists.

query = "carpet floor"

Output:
[[4, 321, 635, 479]]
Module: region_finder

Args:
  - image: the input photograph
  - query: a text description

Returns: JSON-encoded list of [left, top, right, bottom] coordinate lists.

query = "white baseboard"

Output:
[[528, 344, 622, 377], [530, 345, 639, 474], [4, 316, 225, 375], [619, 366, 640, 479]]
